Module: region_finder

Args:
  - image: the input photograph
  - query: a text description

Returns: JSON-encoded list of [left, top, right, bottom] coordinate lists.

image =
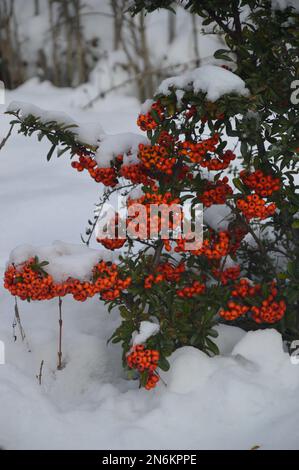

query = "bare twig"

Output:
[[57, 297, 63, 370], [36, 360, 44, 386], [0, 123, 14, 152], [14, 296, 25, 341], [82, 59, 206, 109], [14, 296, 31, 352]]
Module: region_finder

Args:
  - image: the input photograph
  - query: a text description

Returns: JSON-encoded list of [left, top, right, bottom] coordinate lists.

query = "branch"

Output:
[[82, 59, 203, 109], [0, 123, 14, 152]]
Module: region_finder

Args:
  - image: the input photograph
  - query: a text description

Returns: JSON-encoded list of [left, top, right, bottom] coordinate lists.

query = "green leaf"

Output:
[[158, 356, 170, 372], [150, 109, 161, 124], [205, 338, 219, 356], [214, 49, 233, 62], [207, 328, 219, 339], [140, 369, 150, 387], [46, 144, 56, 162], [233, 177, 246, 193]]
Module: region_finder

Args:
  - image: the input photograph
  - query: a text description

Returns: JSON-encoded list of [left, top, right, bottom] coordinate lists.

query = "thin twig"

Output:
[[14, 296, 26, 341], [14, 296, 31, 353], [57, 297, 63, 370], [36, 360, 44, 386], [0, 123, 14, 152], [82, 58, 210, 109]]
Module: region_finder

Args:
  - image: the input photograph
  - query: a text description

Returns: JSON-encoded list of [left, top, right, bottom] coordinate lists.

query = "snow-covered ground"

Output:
[[1, 81, 299, 450]]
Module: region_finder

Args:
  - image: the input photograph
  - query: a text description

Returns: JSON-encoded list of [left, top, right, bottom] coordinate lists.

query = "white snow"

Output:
[[204, 204, 232, 231], [140, 99, 154, 114], [132, 321, 160, 346], [95, 133, 149, 168], [7, 100, 104, 147], [272, 0, 299, 11], [9, 241, 112, 283], [158, 65, 249, 101]]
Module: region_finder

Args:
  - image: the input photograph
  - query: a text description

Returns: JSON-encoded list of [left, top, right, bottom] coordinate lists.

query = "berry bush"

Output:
[[4, 1, 299, 389]]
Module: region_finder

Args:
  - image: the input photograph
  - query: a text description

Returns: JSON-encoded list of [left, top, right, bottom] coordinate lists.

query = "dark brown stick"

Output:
[[57, 297, 63, 370], [36, 360, 44, 385]]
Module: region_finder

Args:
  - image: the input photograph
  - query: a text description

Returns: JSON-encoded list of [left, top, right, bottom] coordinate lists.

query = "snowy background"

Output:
[[0, 0, 299, 450]]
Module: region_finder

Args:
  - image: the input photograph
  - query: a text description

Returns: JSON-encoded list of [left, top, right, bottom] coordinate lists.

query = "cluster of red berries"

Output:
[[231, 278, 262, 298], [219, 279, 261, 321], [199, 177, 233, 207], [120, 163, 155, 187], [237, 194, 276, 221], [212, 265, 240, 285], [219, 302, 249, 321], [229, 225, 249, 254], [71, 153, 119, 187], [177, 164, 193, 182], [157, 130, 176, 147], [96, 213, 126, 251], [240, 170, 280, 197], [171, 235, 202, 253], [126, 345, 160, 390], [97, 237, 126, 251], [177, 280, 206, 298], [138, 143, 177, 175], [199, 231, 230, 259], [4, 259, 58, 301], [252, 293, 286, 324], [200, 149, 235, 171], [4, 259, 131, 302], [93, 262, 132, 301], [180, 134, 219, 164], [180, 135, 236, 170], [158, 262, 185, 282], [137, 102, 165, 132], [127, 192, 181, 240], [144, 262, 185, 288], [220, 279, 286, 324]]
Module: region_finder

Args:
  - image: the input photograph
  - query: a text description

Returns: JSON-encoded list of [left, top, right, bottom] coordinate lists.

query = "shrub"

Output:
[[4, 0, 299, 389]]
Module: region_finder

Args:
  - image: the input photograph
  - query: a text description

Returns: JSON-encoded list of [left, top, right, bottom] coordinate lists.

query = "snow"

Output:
[[272, 0, 299, 11], [232, 329, 290, 375], [204, 204, 232, 231], [214, 324, 246, 355], [164, 346, 214, 394], [9, 241, 112, 283], [140, 99, 154, 114], [158, 65, 249, 101], [132, 321, 160, 346], [7, 100, 104, 147], [95, 133, 149, 168]]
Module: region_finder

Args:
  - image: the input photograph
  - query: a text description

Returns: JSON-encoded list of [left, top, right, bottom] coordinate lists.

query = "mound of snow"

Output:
[[7, 100, 104, 147], [95, 133, 149, 168], [132, 321, 160, 346], [158, 65, 249, 101], [8, 241, 113, 283], [164, 346, 215, 394], [214, 324, 246, 355]]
